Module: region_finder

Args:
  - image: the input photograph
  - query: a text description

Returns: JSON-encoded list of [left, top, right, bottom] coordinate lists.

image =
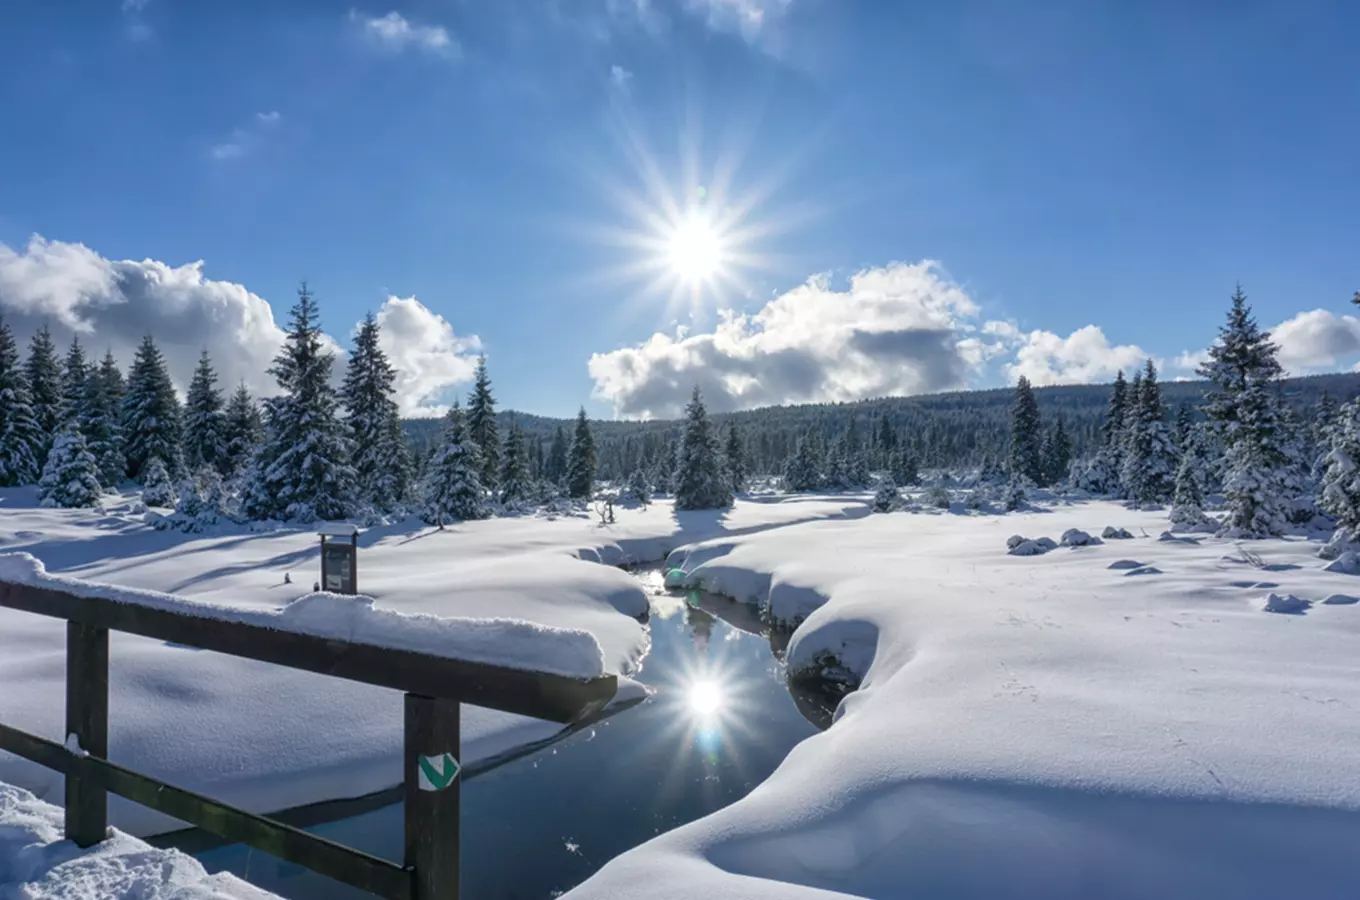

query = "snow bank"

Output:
[[0, 781, 278, 899], [572, 500, 1360, 900]]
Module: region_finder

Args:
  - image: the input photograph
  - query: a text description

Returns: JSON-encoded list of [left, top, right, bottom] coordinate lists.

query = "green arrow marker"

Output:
[[417, 753, 460, 792]]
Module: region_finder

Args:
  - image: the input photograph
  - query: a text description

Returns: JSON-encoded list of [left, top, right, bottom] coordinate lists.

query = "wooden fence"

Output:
[[0, 579, 617, 899]]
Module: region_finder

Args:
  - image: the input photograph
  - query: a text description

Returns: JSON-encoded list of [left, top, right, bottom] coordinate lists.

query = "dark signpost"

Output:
[[319, 524, 359, 594], [0, 577, 616, 900]]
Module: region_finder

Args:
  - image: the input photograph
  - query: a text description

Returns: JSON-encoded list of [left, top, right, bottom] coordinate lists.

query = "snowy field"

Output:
[[0, 487, 863, 836], [571, 501, 1360, 899]]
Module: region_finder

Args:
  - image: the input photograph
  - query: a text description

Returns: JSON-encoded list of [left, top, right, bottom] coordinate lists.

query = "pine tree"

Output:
[[1169, 425, 1211, 529], [139, 455, 176, 508], [423, 402, 486, 527], [123, 334, 183, 480], [223, 384, 263, 478], [872, 474, 899, 512], [1198, 286, 1290, 537], [1042, 415, 1072, 486], [566, 407, 597, 499], [242, 285, 354, 522], [25, 326, 63, 467], [1173, 405, 1195, 458], [890, 447, 919, 486], [624, 466, 651, 505], [38, 426, 103, 508], [1321, 400, 1360, 545], [782, 434, 821, 492], [546, 425, 569, 485], [341, 314, 411, 511], [465, 356, 500, 491], [1075, 371, 1128, 494], [499, 421, 530, 506], [184, 350, 228, 476], [82, 353, 126, 489], [674, 387, 733, 510], [1119, 360, 1176, 507], [59, 337, 89, 427], [0, 317, 42, 486], [724, 423, 747, 494], [1008, 376, 1043, 484]]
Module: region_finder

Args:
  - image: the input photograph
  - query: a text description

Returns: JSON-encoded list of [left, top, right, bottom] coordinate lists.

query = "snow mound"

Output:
[[1158, 531, 1201, 544], [1323, 552, 1360, 574], [1102, 526, 1135, 539], [1006, 534, 1028, 550], [0, 552, 606, 679], [0, 781, 279, 899], [1107, 559, 1144, 570], [1124, 566, 1163, 576], [1034, 536, 1058, 552], [1060, 528, 1101, 547], [1008, 540, 1047, 557], [1322, 594, 1360, 605], [1264, 592, 1312, 615]]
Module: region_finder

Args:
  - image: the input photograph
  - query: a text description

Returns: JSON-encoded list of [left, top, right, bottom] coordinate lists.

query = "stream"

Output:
[[195, 566, 839, 899]]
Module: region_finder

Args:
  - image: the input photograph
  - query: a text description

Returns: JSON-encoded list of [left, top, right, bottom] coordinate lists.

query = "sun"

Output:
[[666, 212, 725, 284], [687, 680, 724, 716]]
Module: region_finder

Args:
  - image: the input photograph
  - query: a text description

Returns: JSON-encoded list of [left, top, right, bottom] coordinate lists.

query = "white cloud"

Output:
[[589, 261, 988, 419], [210, 111, 281, 162], [1271, 308, 1360, 374], [121, 0, 150, 11], [1171, 348, 1209, 373], [374, 296, 481, 417], [684, 0, 791, 41], [0, 236, 481, 416], [350, 10, 457, 55], [609, 64, 633, 91], [1006, 325, 1151, 386]]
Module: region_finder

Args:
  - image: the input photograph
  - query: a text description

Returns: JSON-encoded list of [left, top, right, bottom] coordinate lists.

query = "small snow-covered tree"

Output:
[[223, 384, 263, 478], [241, 285, 354, 522], [624, 466, 651, 505], [123, 334, 183, 480], [184, 350, 229, 476], [25, 326, 63, 466], [872, 475, 899, 512], [1008, 376, 1043, 484], [546, 425, 569, 485], [724, 423, 747, 495], [675, 387, 733, 510], [0, 317, 42, 486], [82, 353, 126, 490], [499, 421, 530, 506], [566, 407, 597, 499], [465, 356, 500, 492], [1120, 360, 1176, 507], [782, 434, 822, 492], [59, 337, 89, 428], [38, 427, 103, 509], [1321, 399, 1360, 545], [423, 402, 486, 527], [890, 447, 919, 486], [1169, 426, 1211, 528], [1074, 370, 1129, 494], [341, 314, 411, 510], [140, 455, 176, 508], [1042, 415, 1072, 487]]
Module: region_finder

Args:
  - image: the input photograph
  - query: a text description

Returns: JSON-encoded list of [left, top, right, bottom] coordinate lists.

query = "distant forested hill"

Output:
[[405, 372, 1360, 480]]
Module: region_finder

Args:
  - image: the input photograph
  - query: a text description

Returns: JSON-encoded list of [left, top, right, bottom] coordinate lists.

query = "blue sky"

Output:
[[1, 0, 1357, 419]]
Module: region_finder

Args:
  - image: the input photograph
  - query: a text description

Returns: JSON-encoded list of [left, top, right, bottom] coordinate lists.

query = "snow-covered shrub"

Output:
[[1102, 526, 1134, 540], [1003, 479, 1027, 511], [139, 456, 176, 508], [1263, 592, 1311, 614], [1060, 528, 1101, 547], [38, 428, 102, 509], [623, 467, 651, 506], [872, 476, 900, 513], [1008, 539, 1047, 557], [1034, 536, 1058, 552], [1006, 534, 1028, 550], [924, 482, 950, 509]]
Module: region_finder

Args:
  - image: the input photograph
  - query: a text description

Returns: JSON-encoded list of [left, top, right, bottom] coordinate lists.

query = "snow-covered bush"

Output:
[[1102, 526, 1134, 540], [872, 476, 900, 513], [139, 456, 176, 508], [1060, 528, 1100, 547], [924, 482, 950, 509], [38, 428, 102, 509], [1008, 539, 1047, 556], [1006, 534, 1028, 550], [1263, 592, 1311, 614], [622, 467, 651, 506], [1003, 479, 1027, 511]]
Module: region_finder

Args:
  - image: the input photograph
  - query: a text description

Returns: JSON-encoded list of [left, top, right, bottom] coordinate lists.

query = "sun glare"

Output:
[[688, 680, 724, 716], [667, 212, 724, 284]]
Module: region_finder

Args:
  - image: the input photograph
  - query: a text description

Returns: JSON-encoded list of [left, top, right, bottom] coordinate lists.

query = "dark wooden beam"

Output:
[[0, 724, 412, 900], [404, 695, 461, 900], [0, 582, 616, 724], [65, 621, 108, 848]]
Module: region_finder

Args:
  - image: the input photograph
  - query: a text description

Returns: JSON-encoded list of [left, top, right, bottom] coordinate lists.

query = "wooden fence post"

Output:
[[404, 694, 460, 900], [65, 621, 109, 847]]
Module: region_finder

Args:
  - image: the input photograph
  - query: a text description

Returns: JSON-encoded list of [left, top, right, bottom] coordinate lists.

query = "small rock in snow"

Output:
[[1322, 594, 1360, 605], [1107, 559, 1144, 570], [1008, 540, 1047, 557], [1263, 592, 1312, 614], [1102, 526, 1135, 540], [1060, 528, 1101, 547], [1034, 537, 1058, 552], [1124, 566, 1163, 576], [1006, 534, 1028, 550]]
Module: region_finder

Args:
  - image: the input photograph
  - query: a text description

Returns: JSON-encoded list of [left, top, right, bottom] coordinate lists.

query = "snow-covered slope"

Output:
[[571, 501, 1360, 900], [0, 487, 864, 836]]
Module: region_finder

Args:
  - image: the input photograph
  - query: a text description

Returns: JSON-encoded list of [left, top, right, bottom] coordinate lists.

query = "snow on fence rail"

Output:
[[0, 552, 618, 900]]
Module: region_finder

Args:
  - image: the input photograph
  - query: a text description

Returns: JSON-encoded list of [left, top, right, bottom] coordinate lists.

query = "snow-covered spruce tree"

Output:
[[38, 427, 103, 509], [872, 474, 899, 512], [1321, 399, 1360, 547], [724, 423, 747, 495], [890, 447, 919, 486], [1172, 405, 1194, 458], [498, 421, 531, 506], [0, 317, 42, 486], [624, 466, 651, 505], [1119, 360, 1176, 507], [341, 314, 410, 511], [465, 355, 500, 493], [1278, 405, 1319, 526], [675, 387, 733, 511], [123, 334, 183, 480], [423, 402, 486, 527], [566, 407, 597, 499], [59, 337, 89, 427], [222, 384, 263, 478], [241, 285, 354, 522], [1042, 415, 1072, 487], [1197, 286, 1290, 537], [81, 355, 126, 490], [184, 350, 228, 477], [546, 425, 569, 485], [139, 455, 176, 508], [25, 326, 63, 468], [1169, 426, 1212, 529], [1311, 391, 1340, 483], [823, 439, 849, 489], [1073, 370, 1128, 494], [782, 435, 821, 492], [1008, 376, 1044, 484]]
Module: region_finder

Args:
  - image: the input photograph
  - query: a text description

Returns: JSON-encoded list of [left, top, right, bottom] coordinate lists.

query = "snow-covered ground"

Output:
[[0, 781, 277, 899], [572, 501, 1360, 900], [0, 487, 864, 836]]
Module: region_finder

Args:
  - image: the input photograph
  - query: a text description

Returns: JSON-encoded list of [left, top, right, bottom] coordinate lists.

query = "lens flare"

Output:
[[667, 212, 724, 284], [688, 680, 723, 716]]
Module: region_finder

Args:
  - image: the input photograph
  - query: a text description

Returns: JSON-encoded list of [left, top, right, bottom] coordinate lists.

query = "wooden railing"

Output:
[[0, 579, 617, 899]]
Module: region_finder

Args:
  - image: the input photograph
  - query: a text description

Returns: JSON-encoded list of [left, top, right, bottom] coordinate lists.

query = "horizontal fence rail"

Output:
[[0, 579, 619, 900]]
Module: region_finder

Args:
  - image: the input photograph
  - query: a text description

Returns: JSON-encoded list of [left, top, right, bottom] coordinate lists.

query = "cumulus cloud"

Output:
[[0, 236, 480, 415], [375, 296, 481, 417], [609, 64, 633, 91], [351, 10, 457, 55], [685, 0, 791, 41], [588, 261, 987, 419], [1006, 325, 1152, 386], [1270, 308, 1360, 374]]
